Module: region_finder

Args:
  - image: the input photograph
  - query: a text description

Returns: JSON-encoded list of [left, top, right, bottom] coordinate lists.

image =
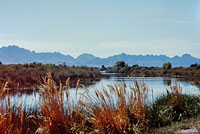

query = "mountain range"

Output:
[[0, 45, 199, 67]]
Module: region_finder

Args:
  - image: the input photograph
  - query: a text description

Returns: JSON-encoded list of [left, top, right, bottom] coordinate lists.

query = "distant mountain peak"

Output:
[[1, 45, 30, 54], [0, 45, 199, 67], [120, 52, 127, 55], [77, 53, 95, 57], [172, 55, 180, 59], [77, 53, 96, 59], [5, 45, 27, 51], [3, 45, 21, 49], [6, 45, 19, 48], [182, 54, 192, 57]]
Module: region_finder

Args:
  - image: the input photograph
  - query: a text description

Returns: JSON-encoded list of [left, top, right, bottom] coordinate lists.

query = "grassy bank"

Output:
[[106, 61, 200, 87], [154, 116, 200, 134], [0, 74, 200, 133], [0, 63, 102, 89]]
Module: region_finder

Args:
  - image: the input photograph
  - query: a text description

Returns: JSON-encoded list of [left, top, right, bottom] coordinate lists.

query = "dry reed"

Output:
[[77, 79, 148, 133], [0, 82, 24, 134], [167, 83, 182, 108], [1, 73, 195, 134], [38, 73, 84, 134]]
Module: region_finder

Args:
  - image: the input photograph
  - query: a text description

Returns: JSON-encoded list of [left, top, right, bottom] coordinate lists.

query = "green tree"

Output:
[[190, 63, 200, 69], [116, 61, 126, 68], [101, 65, 107, 71], [132, 64, 139, 68], [163, 62, 172, 70]]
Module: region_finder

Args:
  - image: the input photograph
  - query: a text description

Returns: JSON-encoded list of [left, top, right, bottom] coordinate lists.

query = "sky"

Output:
[[0, 0, 200, 58]]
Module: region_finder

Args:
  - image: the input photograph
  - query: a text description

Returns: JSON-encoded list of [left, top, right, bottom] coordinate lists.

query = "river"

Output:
[[8, 75, 200, 109]]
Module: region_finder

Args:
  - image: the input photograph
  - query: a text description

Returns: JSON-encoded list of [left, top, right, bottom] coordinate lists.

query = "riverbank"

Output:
[[0, 74, 200, 133], [154, 116, 200, 133], [0, 63, 102, 89], [105, 62, 200, 87]]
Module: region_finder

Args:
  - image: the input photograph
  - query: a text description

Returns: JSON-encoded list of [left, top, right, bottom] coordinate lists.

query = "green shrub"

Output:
[[146, 94, 200, 128], [163, 62, 172, 70]]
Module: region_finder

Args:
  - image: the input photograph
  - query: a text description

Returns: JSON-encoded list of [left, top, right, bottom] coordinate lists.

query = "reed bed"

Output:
[[77, 80, 149, 133], [0, 73, 199, 133], [38, 73, 85, 134], [0, 82, 24, 134]]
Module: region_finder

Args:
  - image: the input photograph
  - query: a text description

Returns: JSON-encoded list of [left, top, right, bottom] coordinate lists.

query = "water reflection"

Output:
[[163, 79, 172, 86], [8, 77, 200, 108]]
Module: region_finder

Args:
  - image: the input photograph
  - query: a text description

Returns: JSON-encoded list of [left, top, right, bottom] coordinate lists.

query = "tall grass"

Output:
[[146, 83, 200, 129], [0, 82, 24, 134], [38, 74, 149, 133], [0, 73, 199, 133], [38, 73, 84, 134], [77, 80, 148, 133], [167, 83, 182, 109]]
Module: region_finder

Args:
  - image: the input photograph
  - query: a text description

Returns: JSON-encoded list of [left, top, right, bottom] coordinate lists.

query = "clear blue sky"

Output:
[[0, 0, 200, 58]]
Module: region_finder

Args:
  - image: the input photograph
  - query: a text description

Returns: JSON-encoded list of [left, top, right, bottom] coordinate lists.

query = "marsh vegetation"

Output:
[[0, 63, 102, 89], [106, 61, 200, 87], [0, 73, 199, 133], [0, 62, 199, 133]]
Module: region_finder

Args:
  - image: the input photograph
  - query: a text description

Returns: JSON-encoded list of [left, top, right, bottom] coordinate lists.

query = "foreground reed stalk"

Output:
[[38, 74, 149, 133], [77, 80, 149, 133], [166, 83, 184, 121], [0, 73, 199, 134], [0, 82, 24, 134], [167, 83, 182, 108], [38, 73, 84, 134]]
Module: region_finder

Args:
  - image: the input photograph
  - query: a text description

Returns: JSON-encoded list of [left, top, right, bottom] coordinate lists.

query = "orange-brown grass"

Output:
[[38, 75, 149, 133], [38, 73, 84, 134], [167, 83, 182, 109], [77, 80, 148, 133], [0, 82, 24, 134], [166, 83, 184, 121]]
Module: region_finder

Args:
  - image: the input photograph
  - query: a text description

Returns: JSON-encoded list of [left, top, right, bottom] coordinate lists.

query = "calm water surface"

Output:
[[10, 77, 200, 108]]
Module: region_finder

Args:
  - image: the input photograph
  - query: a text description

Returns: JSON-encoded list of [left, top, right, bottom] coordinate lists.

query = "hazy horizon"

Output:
[[0, 0, 200, 58]]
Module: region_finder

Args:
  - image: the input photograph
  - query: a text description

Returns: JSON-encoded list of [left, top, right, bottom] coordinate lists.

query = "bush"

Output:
[[163, 62, 172, 70], [116, 61, 126, 68], [146, 88, 200, 128], [0, 64, 102, 89]]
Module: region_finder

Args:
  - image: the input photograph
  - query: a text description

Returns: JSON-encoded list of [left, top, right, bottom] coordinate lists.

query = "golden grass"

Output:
[[167, 83, 182, 109], [38, 73, 84, 134], [0, 73, 198, 133], [38, 74, 149, 133], [0, 82, 24, 134], [77, 80, 148, 133]]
